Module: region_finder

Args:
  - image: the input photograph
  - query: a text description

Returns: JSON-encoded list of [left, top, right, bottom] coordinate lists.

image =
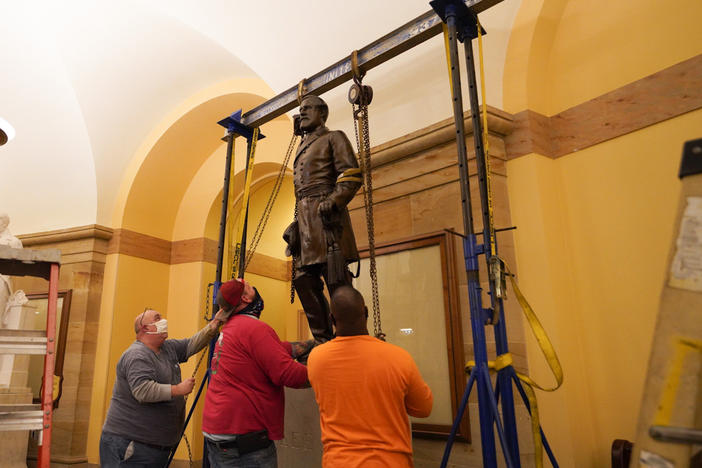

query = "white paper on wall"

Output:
[[670, 196, 702, 292]]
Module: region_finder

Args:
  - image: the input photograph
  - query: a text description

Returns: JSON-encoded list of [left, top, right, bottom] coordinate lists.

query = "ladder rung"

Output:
[[0, 329, 48, 355], [0, 410, 44, 431], [0, 404, 41, 412]]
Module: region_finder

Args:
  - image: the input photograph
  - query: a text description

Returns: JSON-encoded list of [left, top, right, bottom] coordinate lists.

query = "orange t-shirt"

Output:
[[307, 335, 433, 468]]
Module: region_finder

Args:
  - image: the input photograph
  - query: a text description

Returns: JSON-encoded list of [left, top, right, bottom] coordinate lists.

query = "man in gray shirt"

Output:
[[100, 307, 225, 467]]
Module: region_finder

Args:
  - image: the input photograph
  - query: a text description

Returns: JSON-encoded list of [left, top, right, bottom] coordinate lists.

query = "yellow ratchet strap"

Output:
[[477, 19, 496, 257], [233, 128, 259, 278], [442, 24, 454, 97], [653, 337, 702, 426], [337, 167, 363, 184], [466, 260, 563, 468]]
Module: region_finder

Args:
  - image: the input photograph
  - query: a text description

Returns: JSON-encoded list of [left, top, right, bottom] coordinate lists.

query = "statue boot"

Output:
[[293, 274, 334, 343]]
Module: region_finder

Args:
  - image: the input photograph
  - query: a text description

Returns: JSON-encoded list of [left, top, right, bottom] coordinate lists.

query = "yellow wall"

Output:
[[167, 261, 212, 460], [547, 0, 702, 115], [87, 254, 171, 463], [503, 0, 702, 465], [507, 110, 700, 465], [503, 0, 702, 115], [224, 176, 299, 338]]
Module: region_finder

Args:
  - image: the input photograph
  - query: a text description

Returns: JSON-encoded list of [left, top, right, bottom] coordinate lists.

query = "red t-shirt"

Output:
[[308, 335, 433, 467], [202, 314, 308, 439]]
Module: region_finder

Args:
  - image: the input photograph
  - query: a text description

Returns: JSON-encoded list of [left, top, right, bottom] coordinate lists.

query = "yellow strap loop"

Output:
[[351, 50, 365, 82], [297, 79, 307, 104], [466, 260, 563, 468], [505, 260, 564, 392], [337, 176, 363, 184], [339, 167, 361, 177]]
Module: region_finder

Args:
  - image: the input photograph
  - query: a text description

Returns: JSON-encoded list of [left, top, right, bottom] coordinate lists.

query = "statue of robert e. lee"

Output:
[[283, 95, 363, 343]]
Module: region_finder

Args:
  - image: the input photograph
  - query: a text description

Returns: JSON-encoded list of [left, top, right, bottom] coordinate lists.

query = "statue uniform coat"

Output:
[[293, 125, 362, 268]]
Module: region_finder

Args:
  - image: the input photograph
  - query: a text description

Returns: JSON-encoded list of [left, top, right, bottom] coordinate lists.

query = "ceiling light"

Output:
[[0, 117, 16, 146]]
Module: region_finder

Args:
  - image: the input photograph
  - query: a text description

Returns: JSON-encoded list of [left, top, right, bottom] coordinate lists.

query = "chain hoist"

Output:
[[349, 50, 384, 341]]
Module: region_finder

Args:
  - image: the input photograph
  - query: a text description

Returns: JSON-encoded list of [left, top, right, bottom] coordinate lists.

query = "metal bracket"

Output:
[[217, 110, 266, 141], [430, 0, 486, 42]]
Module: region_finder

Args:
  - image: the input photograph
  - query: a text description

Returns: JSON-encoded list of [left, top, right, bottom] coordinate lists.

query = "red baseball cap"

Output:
[[219, 279, 244, 308]]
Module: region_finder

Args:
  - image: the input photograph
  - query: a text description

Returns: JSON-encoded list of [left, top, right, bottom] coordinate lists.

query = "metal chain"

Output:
[[172, 135, 298, 466], [244, 134, 298, 272], [229, 128, 260, 279], [176, 282, 216, 468], [352, 98, 384, 341], [203, 282, 213, 320], [290, 200, 298, 304]]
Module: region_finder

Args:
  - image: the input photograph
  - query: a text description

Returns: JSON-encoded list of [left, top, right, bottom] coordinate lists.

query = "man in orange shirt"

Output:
[[307, 286, 433, 467]]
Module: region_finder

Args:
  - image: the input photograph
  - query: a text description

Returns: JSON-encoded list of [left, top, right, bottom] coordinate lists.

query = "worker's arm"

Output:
[[125, 354, 193, 403], [254, 329, 309, 388], [405, 359, 433, 418], [132, 378, 194, 402], [185, 309, 226, 357]]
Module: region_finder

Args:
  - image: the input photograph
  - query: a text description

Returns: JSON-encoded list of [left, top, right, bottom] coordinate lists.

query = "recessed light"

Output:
[[0, 117, 16, 146]]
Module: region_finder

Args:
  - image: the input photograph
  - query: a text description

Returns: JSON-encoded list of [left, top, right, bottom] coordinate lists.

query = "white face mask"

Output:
[[146, 318, 168, 335]]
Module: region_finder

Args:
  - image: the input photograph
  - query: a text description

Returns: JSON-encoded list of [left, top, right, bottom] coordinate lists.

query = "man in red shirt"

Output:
[[202, 278, 311, 467], [308, 286, 433, 468]]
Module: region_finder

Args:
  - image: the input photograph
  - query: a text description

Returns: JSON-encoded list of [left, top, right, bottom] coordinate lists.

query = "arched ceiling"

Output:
[[0, 0, 522, 235]]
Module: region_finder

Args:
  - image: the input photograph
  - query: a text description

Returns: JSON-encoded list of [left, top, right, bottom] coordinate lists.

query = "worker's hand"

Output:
[[290, 339, 316, 360], [211, 309, 230, 330], [318, 198, 336, 218], [172, 378, 195, 397]]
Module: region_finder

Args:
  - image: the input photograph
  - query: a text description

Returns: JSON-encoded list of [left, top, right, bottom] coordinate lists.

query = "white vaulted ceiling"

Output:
[[0, 0, 520, 235]]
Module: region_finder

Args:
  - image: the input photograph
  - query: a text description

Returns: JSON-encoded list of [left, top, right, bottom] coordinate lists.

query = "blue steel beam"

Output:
[[239, 0, 503, 128]]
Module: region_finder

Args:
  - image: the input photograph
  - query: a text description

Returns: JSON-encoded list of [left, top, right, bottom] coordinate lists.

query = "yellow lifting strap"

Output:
[[654, 337, 702, 426], [442, 21, 497, 257], [466, 260, 563, 468], [229, 127, 260, 279], [477, 19, 496, 257], [442, 24, 453, 97]]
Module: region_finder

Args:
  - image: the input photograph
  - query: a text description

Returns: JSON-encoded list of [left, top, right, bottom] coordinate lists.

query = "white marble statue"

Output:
[[0, 213, 22, 249], [0, 213, 28, 387], [0, 212, 25, 323]]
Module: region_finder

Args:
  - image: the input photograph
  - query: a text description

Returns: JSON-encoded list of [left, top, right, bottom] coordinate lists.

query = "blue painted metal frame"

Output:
[[433, 1, 560, 467], [165, 112, 262, 468], [164, 1, 563, 467]]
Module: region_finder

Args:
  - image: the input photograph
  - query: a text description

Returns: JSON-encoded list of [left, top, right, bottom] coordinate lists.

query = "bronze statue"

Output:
[[284, 95, 363, 343]]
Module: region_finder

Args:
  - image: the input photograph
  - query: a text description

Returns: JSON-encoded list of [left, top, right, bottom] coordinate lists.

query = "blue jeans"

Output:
[[206, 438, 277, 468], [100, 432, 171, 468]]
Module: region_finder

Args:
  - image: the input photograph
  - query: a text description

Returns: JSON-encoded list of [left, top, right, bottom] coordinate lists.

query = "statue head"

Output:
[[299, 95, 328, 132], [0, 213, 9, 233]]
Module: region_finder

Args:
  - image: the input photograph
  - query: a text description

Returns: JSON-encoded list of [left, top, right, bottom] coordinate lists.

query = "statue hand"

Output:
[[318, 198, 336, 218]]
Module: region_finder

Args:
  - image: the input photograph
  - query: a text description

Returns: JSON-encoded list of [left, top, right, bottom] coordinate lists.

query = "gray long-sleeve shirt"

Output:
[[102, 324, 217, 447]]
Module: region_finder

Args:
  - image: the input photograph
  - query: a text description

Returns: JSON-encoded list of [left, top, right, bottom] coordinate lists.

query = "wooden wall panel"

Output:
[[505, 53, 702, 160]]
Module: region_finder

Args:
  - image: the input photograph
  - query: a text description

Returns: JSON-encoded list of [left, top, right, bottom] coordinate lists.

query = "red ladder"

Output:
[[0, 245, 60, 468]]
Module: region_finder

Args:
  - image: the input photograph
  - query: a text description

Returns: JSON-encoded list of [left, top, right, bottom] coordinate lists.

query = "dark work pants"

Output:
[[99, 432, 171, 468]]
